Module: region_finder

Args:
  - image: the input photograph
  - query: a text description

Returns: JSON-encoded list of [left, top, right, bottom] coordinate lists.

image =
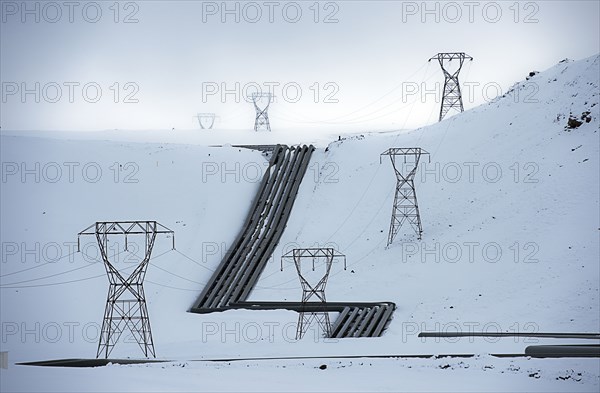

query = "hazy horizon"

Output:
[[1, 0, 599, 132]]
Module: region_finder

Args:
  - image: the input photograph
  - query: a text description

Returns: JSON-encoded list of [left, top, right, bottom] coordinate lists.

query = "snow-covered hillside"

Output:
[[1, 55, 599, 392]]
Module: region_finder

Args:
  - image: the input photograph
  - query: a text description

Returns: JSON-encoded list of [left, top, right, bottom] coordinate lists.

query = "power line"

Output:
[[316, 62, 431, 123], [0, 273, 109, 289], [145, 280, 198, 292], [272, 63, 437, 126], [0, 250, 80, 278], [173, 249, 215, 272], [0, 262, 97, 286], [0, 247, 171, 289], [150, 262, 206, 286]]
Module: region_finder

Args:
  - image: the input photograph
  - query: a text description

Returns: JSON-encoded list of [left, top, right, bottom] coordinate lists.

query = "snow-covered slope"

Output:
[[258, 55, 600, 334], [1, 55, 599, 392]]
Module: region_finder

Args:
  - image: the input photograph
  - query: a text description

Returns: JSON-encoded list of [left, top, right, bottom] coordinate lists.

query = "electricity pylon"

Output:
[[281, 248, 346, 339], [250, 92, 272, 131], [78, 221, 175, 358], [195, 113, 218, 129], [381, 148, 430, 245], [429, 52, 473, 121]]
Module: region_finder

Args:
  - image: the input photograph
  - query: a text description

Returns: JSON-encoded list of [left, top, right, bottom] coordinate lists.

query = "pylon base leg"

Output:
[[296, 311, 331, 340]]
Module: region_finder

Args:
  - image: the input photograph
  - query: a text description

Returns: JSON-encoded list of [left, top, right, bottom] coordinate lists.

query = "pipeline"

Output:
[[189, 144, 396, 338]]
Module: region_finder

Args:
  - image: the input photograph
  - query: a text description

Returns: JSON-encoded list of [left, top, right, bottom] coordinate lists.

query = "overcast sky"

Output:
[[1, 0, 599, 131]]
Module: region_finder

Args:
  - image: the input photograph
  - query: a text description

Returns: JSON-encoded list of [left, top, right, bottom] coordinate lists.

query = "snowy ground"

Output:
[[1, 55, 599, 392]]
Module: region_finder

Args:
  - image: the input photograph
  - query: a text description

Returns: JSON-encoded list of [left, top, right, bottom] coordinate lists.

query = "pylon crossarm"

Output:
[[78, 221, 175, 236], [107, 222, 126, 233], [383, 149, 428, 182], [381, 147, 430, 157], [281, 248, 346, 268], [251, 92, 273, 100], [78, 221, 175, 251], [381, 149, 430, 170], [429, 52, 473, 62]]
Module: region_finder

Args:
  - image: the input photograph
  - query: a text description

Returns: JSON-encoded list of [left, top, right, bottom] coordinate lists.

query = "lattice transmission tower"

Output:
[[195, 113, 218, 129], [250, 92, 272, 131], [381, 148, 430, 245], [281, 248, 346, 339], [429, 52, 473, 121], [78, 221, 175, 358]]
